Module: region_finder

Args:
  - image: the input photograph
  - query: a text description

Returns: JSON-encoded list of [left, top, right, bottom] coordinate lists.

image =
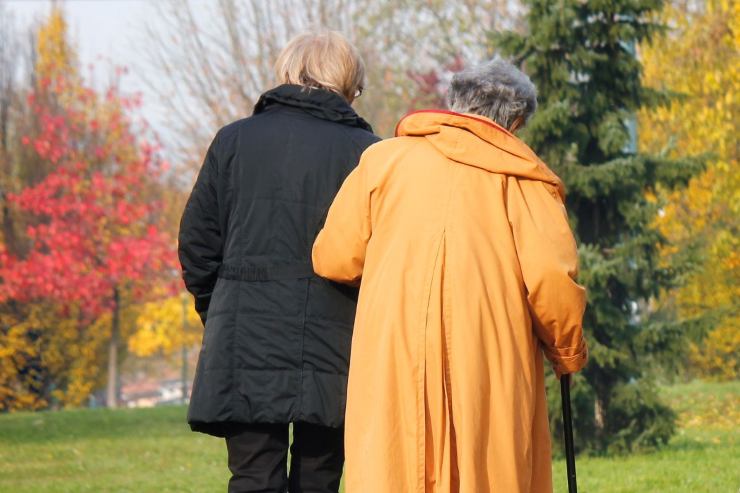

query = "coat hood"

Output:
[[254, 84, 373, 132], [396, 110, 564, 198]]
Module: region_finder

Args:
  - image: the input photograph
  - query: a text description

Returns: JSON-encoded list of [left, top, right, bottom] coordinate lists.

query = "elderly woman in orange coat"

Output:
[[312, 58, 588, 493]]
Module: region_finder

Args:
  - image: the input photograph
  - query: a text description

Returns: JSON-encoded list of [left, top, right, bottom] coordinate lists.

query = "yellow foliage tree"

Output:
[[0, 306, 46, 411], [639, 0, 739, 379], [128, 293, 202, 358], [0, 303, 109, 410], [36, 6, 75, 83]]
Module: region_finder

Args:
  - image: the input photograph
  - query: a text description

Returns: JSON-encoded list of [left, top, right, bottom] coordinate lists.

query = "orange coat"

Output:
[[312, 111, 588, 493]]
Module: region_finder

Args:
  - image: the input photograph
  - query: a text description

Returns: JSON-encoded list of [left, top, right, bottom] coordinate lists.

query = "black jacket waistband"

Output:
[[217, 263, 315, 281]]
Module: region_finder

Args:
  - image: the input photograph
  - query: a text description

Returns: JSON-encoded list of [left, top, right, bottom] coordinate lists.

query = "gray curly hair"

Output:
[[447, 58, 537, 130]]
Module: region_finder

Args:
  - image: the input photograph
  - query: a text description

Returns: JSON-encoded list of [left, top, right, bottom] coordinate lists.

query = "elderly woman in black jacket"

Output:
[[178, 31, 379, 493]]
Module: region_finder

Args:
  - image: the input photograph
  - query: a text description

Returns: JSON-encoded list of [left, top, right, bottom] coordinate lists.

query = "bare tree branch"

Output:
[[137, 0, 522, 178]]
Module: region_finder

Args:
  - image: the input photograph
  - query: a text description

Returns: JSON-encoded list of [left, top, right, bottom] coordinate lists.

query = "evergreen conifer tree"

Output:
[[497, 0, 701, 452]]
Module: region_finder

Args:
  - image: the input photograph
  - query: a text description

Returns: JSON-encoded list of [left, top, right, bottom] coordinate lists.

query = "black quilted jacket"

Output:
[[178, 84, 379, 436]]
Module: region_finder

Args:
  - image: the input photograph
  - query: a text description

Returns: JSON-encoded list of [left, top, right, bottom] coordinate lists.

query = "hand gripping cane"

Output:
[[560, 374, 578, 493]]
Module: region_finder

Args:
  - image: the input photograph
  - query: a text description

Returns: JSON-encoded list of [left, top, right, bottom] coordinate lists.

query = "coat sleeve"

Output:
[[178, 135, 223, 325], [506, 177, 588, 376], [312, 157, 372, 286]]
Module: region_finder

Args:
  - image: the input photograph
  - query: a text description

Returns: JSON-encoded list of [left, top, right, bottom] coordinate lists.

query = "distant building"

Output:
[[121, 378, 191, 408]]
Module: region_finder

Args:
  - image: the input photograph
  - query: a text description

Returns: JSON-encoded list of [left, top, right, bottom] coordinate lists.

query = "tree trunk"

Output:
[[595, 396, 605, 430], [106, 287, 120, 408], [181, 294, 189, 404], [181, 345, 188, 404]]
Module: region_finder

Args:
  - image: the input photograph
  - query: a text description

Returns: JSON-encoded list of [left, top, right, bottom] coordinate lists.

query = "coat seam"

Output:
[[441, 166, 461, 488], [297, 278, 311, 421], [442, 231, 458, 485], [418, 231, 445, 492], [227, 279, 242, 421]]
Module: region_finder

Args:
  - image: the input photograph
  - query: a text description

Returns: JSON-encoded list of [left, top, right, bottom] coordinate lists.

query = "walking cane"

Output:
[[560, 374, 578, 493]]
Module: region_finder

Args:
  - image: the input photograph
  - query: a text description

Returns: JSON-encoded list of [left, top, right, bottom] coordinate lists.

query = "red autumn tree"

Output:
[[0, 57, 176, 408], [407, 55, 465, 111]]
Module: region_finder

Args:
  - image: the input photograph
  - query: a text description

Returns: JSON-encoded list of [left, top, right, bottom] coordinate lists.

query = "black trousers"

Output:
[[224, 422, 344, 493]]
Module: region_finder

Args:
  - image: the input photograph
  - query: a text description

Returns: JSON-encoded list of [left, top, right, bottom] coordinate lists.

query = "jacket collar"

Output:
[[254, 84, 373, 132], [395, 110, 564, 198]]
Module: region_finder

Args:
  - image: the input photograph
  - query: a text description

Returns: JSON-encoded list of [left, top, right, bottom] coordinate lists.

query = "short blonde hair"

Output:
[[274, 30, 365, 101]]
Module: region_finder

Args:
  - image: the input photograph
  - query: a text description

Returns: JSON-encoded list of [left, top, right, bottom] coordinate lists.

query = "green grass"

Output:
[[552, 380, 740, 493], [0, 381, 738, 492], [0, 406, 225, 492], [552, 429, 739, 492]]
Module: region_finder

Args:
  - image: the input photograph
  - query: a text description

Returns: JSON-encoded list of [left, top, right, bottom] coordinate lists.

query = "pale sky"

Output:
[[5, 0, 157, 69]]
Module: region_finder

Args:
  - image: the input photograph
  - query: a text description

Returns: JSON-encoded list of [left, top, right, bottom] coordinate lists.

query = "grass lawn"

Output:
[[0, 380, 738, 492]]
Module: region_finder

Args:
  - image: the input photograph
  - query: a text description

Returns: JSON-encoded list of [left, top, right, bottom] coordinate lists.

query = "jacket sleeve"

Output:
[[506, 177, 588, 376], [178, 135, 223, 325], [312, 157, 372, 286]]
